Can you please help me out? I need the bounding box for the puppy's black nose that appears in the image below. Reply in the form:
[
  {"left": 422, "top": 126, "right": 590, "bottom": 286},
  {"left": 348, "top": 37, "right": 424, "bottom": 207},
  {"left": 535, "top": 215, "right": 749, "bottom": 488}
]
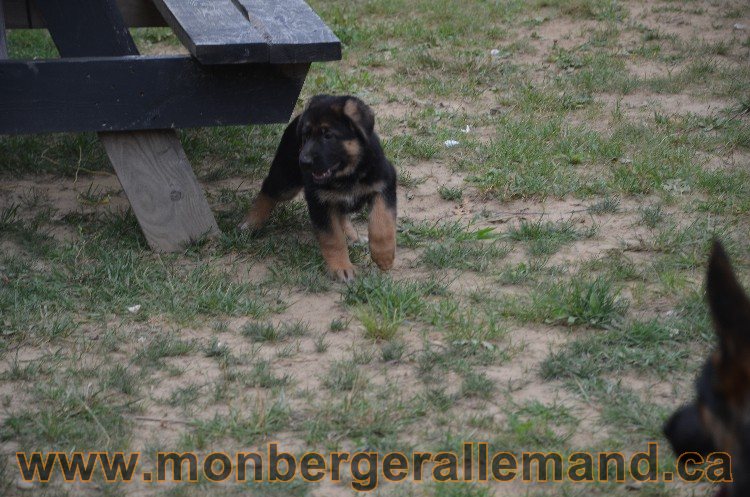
[
  {"left": 664, "top": 404, "right": 715, "bottom": 457},
  {"left": 299, "top": 154, "right": 313, "bottom": 168}
]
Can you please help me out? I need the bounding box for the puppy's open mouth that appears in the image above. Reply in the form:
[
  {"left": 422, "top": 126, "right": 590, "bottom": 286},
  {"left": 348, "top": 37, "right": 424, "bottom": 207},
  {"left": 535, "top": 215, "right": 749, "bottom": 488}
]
[{"left": 311, "top": 164, "right": 338, "bottom": 183}]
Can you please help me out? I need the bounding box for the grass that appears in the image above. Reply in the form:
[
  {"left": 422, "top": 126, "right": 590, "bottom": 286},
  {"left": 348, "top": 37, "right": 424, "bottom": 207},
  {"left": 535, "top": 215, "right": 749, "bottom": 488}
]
[
  {"left": 1, "top": 0, "right": 749, "bottom": 495},
  {"left": 541, "top": 319, "right": 696, "bottom": 380},
  {"left": 184, "top": 398, "right": 291, "bottom": 449},
  {"left": 241, "top": 321, "right": 309, "bottom": 342},
  {"left": 134, "top": 334, "right": 196, "bottom": 368},
  {"left": 421, "top": 240, "right": 510, "bottom": 271},
  {"left": 438, "top": 185, "right": 464, "bottom": 201},
  {"left": 249, "top": 360, "right": 291, "bottom": 389},
  {"left": 460, "top": 371, "right": 495, "bottom": 399},
  {"left": 398, "top": 219, "right": 498, "bottom": 249},
  {"left": 507, "top": 218, "right": 597, "bottom": 256},
  {"left": 344, "top": 273, "right": 447, "bottom": 337},
  {"left": 323, "top": 360, "right": 366, "bottom": 392},
  {"left": 501, "top": 275, "right": 628, "bottom": 328}
]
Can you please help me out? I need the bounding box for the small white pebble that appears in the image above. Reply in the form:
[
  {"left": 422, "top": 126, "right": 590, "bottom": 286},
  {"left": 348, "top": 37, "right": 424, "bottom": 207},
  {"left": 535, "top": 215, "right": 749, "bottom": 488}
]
[
  {"left": 733, "top": 23, "right": 747, "bottom": 30},
  {"left": 16, "top": 478, "right": 35, "bottom": 490},
  {"left": 444, "top": 140, "right": 460, "bottom": 147},
  {"left": 127, "top": 304, "right": 141, "bottom": 313},
  {"left": 490, "top": 49, "right": 500, "bottom": 56},
  {"left": 461, "top": 125, "right": 471, "bottom": 133}
]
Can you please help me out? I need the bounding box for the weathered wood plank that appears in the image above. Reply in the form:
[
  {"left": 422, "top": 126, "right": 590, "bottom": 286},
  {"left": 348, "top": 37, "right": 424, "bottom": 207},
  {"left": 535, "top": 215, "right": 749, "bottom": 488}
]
[
  {"left": 3, "top": 0, "right": 165, "bottom": 29},
  {"left": 101, "top": 130, "right": 218, "bottom": 251},
  {"left": 0, "top": 0, "right": 7, "bottom": 58},
  {"left": 234, "top": 0, "right": 340, "bottom": 63},
  {"left": 150, "top": 0, "right": 339, "bottom": 64},
  {"left": 4, "top": 0, "right": 340, "bottom": 63},
  {"left": 32, "top": 0, "right": 219, "bottom": 252},
  {"left": 0, "top": 56, "right": 308, "bottom": 134},
  {"left": 150, "top": 0, "right": 268, "bottom": 64}
]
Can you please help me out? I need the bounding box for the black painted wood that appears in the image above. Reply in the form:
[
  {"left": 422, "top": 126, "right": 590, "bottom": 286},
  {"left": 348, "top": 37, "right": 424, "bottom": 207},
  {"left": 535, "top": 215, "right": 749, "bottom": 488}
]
[
  {"left": 151, "top": 0, "right": 340, "bottom": 64},
  {"left": 3, "top": 0, "right": 44, "bottom": 28},
  {"left": 235, "top": 0, "right": 340, "bottom": 63},
  {"left": 151, "top": 0, "right": 268, "bottom": 64},
  {"left": 0, "top": 0, "right": 7, "bottom": 58},
  {"left": 3, "top": 0, "right": 165, "bottom": 29},
  {"left": 33, "top": 0, "right": 139, "bottom": 56},
  {"left": 0, "top": 56, "right": 309, "bottom": 134}
]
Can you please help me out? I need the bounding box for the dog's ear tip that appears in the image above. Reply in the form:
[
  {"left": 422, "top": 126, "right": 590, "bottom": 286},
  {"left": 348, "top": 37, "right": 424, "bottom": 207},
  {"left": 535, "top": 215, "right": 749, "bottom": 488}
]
[
  {"left": 706, "top": 239, "right": 750, "bottom": 348},
  {"left": 710, "top": 239, "right": 728, "bottom": 263},
  {"left": 707, "top": 239, "right": 735, "bottom": 290},
  {"left": 342, "top": 96, "right": 375, "bottom": 137}
]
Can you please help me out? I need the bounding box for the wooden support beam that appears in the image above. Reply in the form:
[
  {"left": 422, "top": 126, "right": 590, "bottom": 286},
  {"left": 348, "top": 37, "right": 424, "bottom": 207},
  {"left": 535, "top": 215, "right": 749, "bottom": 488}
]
[
  {"left": 3, "top": 0, "right": 165, "bottom": 29},
  {"left": 0, "top": 56, "right": 308, "bottom": 134},
  {"left": 32, "top": 0, "right": 220, "bottom": 252},
  {"left": 0, "top": 0, "right": 7, "bottom": 58},
  {"left": 32, "top": 0, "right": 139, "bottom": 56}
]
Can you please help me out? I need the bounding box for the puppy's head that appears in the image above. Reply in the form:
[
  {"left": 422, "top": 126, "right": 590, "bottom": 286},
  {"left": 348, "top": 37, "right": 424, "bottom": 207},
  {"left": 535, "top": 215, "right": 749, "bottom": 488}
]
[
  {"left": 296, "top": 95, "right": 375, "bottom": 185},
  {"left": 664, "top": 241, "right": 750, "bottom": 496}
]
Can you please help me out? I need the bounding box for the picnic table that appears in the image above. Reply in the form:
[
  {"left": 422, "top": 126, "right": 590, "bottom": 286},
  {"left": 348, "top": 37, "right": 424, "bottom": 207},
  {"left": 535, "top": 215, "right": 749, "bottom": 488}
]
[{"left": 0, "top": 0, "right": 340, "bottom": 251}]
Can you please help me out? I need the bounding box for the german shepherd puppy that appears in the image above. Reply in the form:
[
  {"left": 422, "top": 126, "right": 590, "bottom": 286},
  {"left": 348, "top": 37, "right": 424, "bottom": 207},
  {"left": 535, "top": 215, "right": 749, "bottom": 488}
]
[
  {"left": 664, "top": 241, "right": 749, "bottom": 496},
  {"left": 239, "top": 95, "right": 397, "bottom": 282}
]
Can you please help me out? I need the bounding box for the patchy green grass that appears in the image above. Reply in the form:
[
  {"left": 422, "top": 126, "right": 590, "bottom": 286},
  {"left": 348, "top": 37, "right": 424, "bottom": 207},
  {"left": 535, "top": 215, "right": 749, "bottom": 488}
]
[{"left": 507, "top": 218, "right": 597, "bottom": 256}]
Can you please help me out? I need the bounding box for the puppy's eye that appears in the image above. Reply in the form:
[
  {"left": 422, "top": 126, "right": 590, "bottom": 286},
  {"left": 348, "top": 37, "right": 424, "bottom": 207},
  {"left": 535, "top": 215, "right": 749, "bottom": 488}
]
[{"left": 323, "top": 130, "right": 334, "bottom": 140}]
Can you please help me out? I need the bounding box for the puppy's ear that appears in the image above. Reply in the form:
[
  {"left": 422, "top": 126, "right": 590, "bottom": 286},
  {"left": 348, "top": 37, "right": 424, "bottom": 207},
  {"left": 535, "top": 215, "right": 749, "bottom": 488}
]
[
  {"left": 342, "top": 97, "right": 375, "bottom": 141},
  {"left": 292, "top": 113, "right": 305, "bottom": 141},
  {"left": 706, "top": 240, "right": 750, "bottom": 393},
  {"left": 304, "top": 94, "right": 331, "bottom": 112}
]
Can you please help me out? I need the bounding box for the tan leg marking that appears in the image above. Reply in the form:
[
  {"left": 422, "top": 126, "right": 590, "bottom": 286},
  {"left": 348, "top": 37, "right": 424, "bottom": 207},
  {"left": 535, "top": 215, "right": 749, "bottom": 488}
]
[
  {"left": 239, "top": 192, "right": 278, "bottom": 231},
  {"left": 368, "top": 195, "right": 396, "bottom": 271},
  {"left": 317, "top": 214, "right": 355, "bottom": 282},
  {"left": 238, "top": 188, "right": 300, "bottom": 231},
  {"left": 340, "top": 215, "right": 361, "bottom": 243}
]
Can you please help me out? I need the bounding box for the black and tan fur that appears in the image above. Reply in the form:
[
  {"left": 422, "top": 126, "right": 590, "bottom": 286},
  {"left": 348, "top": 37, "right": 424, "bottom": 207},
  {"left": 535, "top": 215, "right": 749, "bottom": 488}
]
[
  {"left": 664, "top": 241, "right": 750, "bottom": 497},
  {"left": 239, "top": 95, "right": 397, "bottom": 281}
]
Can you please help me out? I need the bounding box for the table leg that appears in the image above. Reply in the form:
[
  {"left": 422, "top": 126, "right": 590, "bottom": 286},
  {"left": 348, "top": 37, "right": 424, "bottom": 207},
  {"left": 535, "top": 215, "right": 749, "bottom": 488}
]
[
  {"left": 100, "top": 131, "right": 219, "bottom": 251},
  {"left": 34, "top": 0, "right": 220, "bottom": 251}
]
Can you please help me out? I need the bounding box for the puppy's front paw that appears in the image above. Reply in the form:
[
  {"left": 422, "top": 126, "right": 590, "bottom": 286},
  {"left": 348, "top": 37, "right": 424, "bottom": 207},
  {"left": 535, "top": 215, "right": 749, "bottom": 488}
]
[
  {"left": 329, "top": 264, "right": 356, "bottom": 283},
  {"left": 237, "top": 219, "right": 254, "bottom": 232},
  {"left": 367, "top": 195, "right": 397, "bottom": 272},
  {"left": 371, "top": 247, "right": 395, "bottom": 271}
]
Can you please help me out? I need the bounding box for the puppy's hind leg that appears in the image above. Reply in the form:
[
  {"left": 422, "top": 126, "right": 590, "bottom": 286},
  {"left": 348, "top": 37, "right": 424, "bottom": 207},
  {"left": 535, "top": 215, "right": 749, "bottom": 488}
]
[
  {"left": 239, "top": 116, "right": 303, "bottom": 231},
  {"left": 239, "top": 187, "right": 300, "bottom": 232}
]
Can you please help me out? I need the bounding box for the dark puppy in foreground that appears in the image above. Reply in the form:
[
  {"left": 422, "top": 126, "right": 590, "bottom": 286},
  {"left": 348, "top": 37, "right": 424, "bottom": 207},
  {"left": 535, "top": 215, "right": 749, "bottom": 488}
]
[
  {"left": 239, "top": 95, "right": 397, "bottom": 281},
  {"left": 664, "top": 241, "right": 749, "bottom": 497}
]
